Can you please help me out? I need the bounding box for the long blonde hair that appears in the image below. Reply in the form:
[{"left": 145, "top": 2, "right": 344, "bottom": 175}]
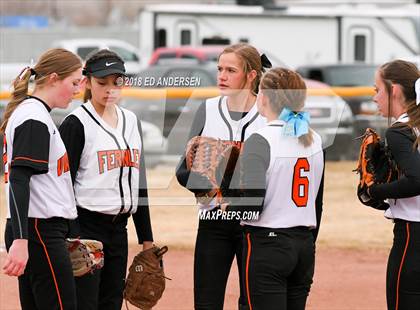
[{"left": 0, "top": 48, "right": 82, "bottom": 133}]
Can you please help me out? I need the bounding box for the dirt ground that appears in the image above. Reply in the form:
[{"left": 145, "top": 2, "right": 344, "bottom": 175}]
[{"left": 0, "top": 161, "right": 394, "bottom": 309}]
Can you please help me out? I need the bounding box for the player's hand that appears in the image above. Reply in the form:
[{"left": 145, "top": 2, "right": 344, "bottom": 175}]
[
  {"left": 142, "top": 241, "right": 154, "bottom": 251},
  {"left": 3, "top": 239, "right": 28, "bottom": 277}
]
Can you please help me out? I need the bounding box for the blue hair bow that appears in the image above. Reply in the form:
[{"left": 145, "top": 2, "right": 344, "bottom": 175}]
[{"left": 279, "top": 107, "right": 310, "bottom": 137}]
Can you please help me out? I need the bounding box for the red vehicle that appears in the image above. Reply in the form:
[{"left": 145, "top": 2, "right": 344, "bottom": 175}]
[{"left": 148, "top": 46, "right": 225, "bottom": 65}]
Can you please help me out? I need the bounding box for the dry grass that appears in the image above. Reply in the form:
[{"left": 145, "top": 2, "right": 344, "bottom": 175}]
[
  {"left": 0, "top": 161, "right": 393, "bottom": 250},
  {"left": 317, "top": 161, "right": 393, "bottom": 249}
]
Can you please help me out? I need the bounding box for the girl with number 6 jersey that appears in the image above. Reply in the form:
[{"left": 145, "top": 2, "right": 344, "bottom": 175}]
[{"left": 226, "top": 68, "right": 325, "bottom": 310}]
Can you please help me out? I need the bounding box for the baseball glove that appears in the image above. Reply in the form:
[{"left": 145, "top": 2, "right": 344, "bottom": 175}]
[
  {"left": 66, "top": 238, "right": 104, "bottom": 277},
  {"left": 185, "top": 136, "right": 242, "bottom": 204},
  {"left": 124, "top": 245, "right": 169, "bottom": 310},
  {"left": 354, "top": 128, "right": 398, "bottom": 209}
]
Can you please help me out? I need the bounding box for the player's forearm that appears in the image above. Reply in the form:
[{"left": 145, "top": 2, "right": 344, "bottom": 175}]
[
  {"left": 175, "top": 101, "right": 206, "bottom": 188},
  {"left": 313, "top": 160, "right": 325, "bottom": 242},
  {"left": 132, "top": 206, "right": 153, "bottom": 244},
  {"left": 371, "top": 128, "right": 420, "bottom": 199},
  {"left": 370, "top": 177, "right": 420, "bottom": 200},
  {"left": 8, "top": 166, "right": 34, "bottom": 240},
  {"left": 175, "top": 157, "right": 190, "bottom": 188},
  {"left": 134, "top": 152, "right": 154, "bottom": 244}
]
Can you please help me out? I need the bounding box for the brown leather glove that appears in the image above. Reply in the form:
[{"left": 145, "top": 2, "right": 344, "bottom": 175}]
[
  {"left": 185, "top": 136, "right": 242, "bottom": 204},
  {"left": 355, "top": 128, "right": 398, "bottom": 209},
  {"left": 66, "top": 238, "right": 104, "bottom": 277},
  {"left": 124, "top": 245, "right": 169, "bottom": 310}
]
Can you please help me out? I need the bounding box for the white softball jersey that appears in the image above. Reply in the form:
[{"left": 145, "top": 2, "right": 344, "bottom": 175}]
[
  {"left": 242, "top": 120, "right": 324, "bottom": 228},
  {"left": 4, "top": 96, "right": 77, "bottom": 219},
  {"left": 199, "top": 96, "right": 267, "bottom": 211},
  {"left": 68, "top": 101, "right": 142, "bottom": 215}
]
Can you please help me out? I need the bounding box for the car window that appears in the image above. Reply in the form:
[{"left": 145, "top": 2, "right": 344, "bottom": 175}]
[
  {"left": 206, "top": 53, "right": 220, "bottom": 62},
  {"left": 308, "top": 70, "right": 324, "bottom": 82},
  {"left": 137, "top": 67, "right": 168, "bottom": 88},
  {"left": 156, "top": 52, "right": 177, "bottom": 64},
  {"left": 165, "top": 69, "right": 190, "bottom": 78},
  {"left": 109, "top": 46, "right": 139, "bottom": 62},
  {"left": 164, "top": 68, "right": 192, "bottom": 87},
  {"left": 77, "top": 47, "right": 99, "bottom": 60},
  {"left": 180, "top": 53, "right": 198, "bottom": 60},
  {"left": 325, "top": 66, "right": 376, "bottom": 87},
  {"left": 190, "top": 69, "right": 216, "bottom": 87}
]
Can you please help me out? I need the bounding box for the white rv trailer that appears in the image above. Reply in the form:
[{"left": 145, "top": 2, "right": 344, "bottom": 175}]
[{"left": 138, "top": 3, "right": 420, "bottom": 68}]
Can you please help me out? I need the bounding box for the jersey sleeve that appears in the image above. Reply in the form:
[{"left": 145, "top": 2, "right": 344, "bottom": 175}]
[
  {"left": 11, "top": 119, "right": 50, "bottom": 173},
  {"left": 226, "top": 133, "right": 270, "bottom": 214},
  {"left": 59, "top": 115, "right": 85, "bottom": 184}
]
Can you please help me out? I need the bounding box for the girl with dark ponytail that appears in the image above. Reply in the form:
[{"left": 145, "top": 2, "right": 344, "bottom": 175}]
[{"left": 366, "top": 59, "right": 420, "bottom": 310}]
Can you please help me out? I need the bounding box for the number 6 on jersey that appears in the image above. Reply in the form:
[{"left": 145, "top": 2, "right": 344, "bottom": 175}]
[{"left": 292, "top": 158, "right": 310, "bottom": 207}]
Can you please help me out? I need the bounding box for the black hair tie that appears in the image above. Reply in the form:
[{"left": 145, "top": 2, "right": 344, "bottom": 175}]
[
  {"left": 30, "top": 68, "right": 37, "bottom": 77},
  {"left": 260, "top": 54, "right": 272, "bottom": 69}
]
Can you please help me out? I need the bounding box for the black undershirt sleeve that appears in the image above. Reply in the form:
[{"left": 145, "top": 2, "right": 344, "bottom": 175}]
[
  {"left": 312, "top": 151, "right": 326, "bottom": 242},
  {"left": 370, "top": 126, "right": 420, "bottom": 200},
  {"left": 227, "top": 133, "right": 269, "bottom": 214},
  {"left": 59, "top": 115, "right": 86, "bottom": 238},
  {"left": 59, "top": 115, "right": 85, "bottom": 184},
  {"left": 175, "top": 101, "right": 213, "bottom": 193},
  {"left": 132, "top": 119, "right": 154, "bottom": 244},
  {"left": 8, "top": 166, "right": 34, "bottom": 240},
  {"left": 9, "top": 119, "right": 50, "bottom": 240}
]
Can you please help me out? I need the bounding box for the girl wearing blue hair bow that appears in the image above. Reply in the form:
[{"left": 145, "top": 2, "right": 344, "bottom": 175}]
[{"left": 225, "top": 68, "right": 325, "bottom": 310}]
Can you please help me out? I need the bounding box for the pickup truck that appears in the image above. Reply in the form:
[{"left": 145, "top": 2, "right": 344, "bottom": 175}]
[
  {"left": 52, "top": 38, "right": 144, "bottom": 76},
  {"left": 297, "top": 64, "right": 387, "bottom": 158}
]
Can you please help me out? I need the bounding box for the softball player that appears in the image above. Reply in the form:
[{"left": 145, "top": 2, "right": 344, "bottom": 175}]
[
  {"left": 176, "top": 43, "right": 271, "bottom": 310},
  {"left": 1, "top": 48, "right": 82, "bottom": 309},
  {"left": 228, "top": 68, "right": 325, "bottom": 310},
  {"left": 59, "top": 49, "right": 153, "bottom": 310},
  {"left": 367, "top": 60, "right": 420, "bottom": 310}
]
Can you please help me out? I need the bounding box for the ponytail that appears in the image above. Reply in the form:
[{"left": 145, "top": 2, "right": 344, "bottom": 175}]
[
  {"left": 299, "top": 130, "right": 314, "bottom": 148},
  {"left": 0, "top": 48, "right": 81, "bottom": 134},
  {"left": 0, "top": 68, "right": 33, "bottom": 134},
  {"left": 260, "top": 68, "right": 313, "bottom": 147}
]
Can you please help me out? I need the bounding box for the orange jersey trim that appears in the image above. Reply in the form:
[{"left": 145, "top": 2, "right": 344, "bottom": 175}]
[
  {"left": 12, "top": 157, "right": 48, "bottom": 164},
  {"left": 246, "top": 233, "right": 253, "bottom": 310},
  {"left": 395, "top": 223, "right": 410, "bottom": 310}
]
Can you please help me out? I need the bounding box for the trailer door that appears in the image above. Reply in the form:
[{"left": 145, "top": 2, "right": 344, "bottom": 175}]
[
  {"left": 348, "top": 26, "right": 373, "bottom": 63},
  {"left": 175, "top": 21, "right": 198, "bottom": 46}
]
